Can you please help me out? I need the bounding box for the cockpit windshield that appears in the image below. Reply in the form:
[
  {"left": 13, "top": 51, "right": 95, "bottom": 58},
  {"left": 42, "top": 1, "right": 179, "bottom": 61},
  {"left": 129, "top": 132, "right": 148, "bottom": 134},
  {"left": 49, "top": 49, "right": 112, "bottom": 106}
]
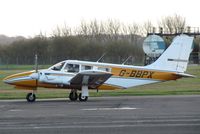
[{"left": 50, "top": 62, "right": 65, "bottom": 71}]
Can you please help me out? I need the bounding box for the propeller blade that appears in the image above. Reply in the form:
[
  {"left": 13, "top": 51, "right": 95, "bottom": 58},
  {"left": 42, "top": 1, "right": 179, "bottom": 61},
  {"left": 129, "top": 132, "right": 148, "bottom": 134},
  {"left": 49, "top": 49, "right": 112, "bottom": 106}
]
[
  {"left": 35, "top": 54, "right": 39, "bottom": 89},
  {"left": 35, "top": 54, "right": 38, "bottom": 73}
]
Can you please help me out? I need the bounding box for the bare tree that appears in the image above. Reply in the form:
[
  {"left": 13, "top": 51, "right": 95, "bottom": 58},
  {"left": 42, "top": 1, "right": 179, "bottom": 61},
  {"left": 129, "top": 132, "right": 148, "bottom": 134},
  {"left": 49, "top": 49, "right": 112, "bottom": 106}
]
[
  {"left": 127, "top": 23, "right": 140, "bottom": 43},
  {"left": 79, "top": 20, "right": 90, "bottom": 36},
  {"left": 51, "top": 26, "right": 62, "bottom": 37},
  {"left": 128, "top": 23, "right": 140, "bottom": 35},
  {"left": 89, "top": 19, "right": 100, "bottom": 36},
  {"left": 62, "top": 23, "right": 72, "bottom": 36},
  {"left": 143, "top": 21, "right": 154, "bottom": 35},
  {"left": 105, "top": 19, "right": 121, "bottom": 40},
  {"left": 158, "top": 16, "right": 174, "bottom": 33},
  {"left": 158, "top": 14, "right": 186, "bottom": 33},
  {"left": 173, "top": 14, "right": 186, "bottom": 33}
]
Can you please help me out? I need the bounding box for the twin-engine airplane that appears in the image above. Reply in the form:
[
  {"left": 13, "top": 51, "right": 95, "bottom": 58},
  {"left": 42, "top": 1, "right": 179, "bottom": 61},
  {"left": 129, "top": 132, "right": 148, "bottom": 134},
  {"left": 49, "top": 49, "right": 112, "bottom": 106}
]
[{"left": 3, "top": 34, "right": 194, "bottom": 102}]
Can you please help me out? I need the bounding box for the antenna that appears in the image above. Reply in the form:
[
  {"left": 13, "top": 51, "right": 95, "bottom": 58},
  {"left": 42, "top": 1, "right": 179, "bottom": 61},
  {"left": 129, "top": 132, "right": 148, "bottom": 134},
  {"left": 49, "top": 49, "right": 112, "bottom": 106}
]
[
  {"left": 122, "top": 56, "right": 132, "bottom": 65},
  {"left": 97, "top": 53, "right": 106, "bottom": 62}
]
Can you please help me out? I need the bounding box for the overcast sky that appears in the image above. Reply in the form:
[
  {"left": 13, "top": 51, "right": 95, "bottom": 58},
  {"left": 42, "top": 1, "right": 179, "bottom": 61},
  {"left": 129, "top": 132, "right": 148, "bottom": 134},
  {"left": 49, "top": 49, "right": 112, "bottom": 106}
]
[{"left": 0, "top": 0, "right": 199, "bottom": 37}]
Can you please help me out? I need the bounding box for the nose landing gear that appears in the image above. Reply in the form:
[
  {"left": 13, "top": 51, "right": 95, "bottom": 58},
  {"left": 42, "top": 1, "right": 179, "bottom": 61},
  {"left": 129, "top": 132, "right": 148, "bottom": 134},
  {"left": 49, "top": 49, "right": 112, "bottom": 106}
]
[{"left": 26, "top": 92, "right": 36, "bottom": 102}]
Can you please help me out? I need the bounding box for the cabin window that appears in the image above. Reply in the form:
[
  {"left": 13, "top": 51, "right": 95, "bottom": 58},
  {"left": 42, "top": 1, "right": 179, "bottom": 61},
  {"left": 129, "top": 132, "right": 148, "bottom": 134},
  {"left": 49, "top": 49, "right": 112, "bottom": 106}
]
[
  {"left": 51, "top": 62, "right": 65, "bottom": 71},
  {"left": 98, "top": 67, "right": 111, "bottom": 72},
  {"left": 81, "top": 65, "right": 92, "bottom": 71},
  {"left": 65, "top": 64, "right": 80, "bottom": 73}
]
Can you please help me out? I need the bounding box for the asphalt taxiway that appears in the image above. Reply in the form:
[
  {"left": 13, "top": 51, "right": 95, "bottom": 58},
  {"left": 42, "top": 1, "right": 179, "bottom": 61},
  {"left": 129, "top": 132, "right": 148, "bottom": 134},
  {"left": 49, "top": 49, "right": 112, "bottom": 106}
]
[{"left": 0, "top": 95, "right": 200, "bottom": 134}]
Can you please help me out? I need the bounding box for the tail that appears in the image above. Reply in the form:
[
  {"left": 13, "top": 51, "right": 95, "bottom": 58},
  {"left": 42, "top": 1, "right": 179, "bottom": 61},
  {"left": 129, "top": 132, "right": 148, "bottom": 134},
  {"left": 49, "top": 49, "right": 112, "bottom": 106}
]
[{"left": 147, "top": 34, "right": 194, "bottom": 73}]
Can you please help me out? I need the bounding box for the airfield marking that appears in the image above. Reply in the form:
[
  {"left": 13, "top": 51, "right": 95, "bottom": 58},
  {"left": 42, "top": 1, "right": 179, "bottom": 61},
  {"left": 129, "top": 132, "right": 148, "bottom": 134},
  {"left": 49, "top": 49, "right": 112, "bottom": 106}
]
[
  {"left": 9, "top": 109, "right": 23, "bottom": 112},
  {"left": 81, "top": 107, "right": 139, "bottom": 111}
]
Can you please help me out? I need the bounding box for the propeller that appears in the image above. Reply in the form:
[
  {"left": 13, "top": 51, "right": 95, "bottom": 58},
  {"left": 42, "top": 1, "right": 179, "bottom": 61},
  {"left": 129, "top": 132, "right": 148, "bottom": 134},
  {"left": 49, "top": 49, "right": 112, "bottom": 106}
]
[
  {"left": 25, "top": 54, "right": 39, "bottom": 102},
  {"left": 30, "top": 54, "right": 39, "bottom": 88},
  {"left": 35, "top": 54, "right": 38, "bottom": 89},
  {"left": 35, "top": 54, "right": 38, "bottom": 73}
]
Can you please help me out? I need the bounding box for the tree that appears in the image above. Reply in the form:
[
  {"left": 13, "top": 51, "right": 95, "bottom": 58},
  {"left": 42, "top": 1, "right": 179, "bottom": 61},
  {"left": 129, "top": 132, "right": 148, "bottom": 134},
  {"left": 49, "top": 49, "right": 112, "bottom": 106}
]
[
  {"left": 143, "top": 21, "right": 154, "bottom": 35},
  {"left": 158, "top": 14, "right": 186, "bottom": 33}
]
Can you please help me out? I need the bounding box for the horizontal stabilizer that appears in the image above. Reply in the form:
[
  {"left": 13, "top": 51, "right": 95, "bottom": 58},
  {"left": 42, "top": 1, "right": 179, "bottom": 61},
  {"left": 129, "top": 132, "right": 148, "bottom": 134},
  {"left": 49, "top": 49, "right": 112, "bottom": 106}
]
[{"left": 175, "top": 73, "right": 196, "bottom": 78}]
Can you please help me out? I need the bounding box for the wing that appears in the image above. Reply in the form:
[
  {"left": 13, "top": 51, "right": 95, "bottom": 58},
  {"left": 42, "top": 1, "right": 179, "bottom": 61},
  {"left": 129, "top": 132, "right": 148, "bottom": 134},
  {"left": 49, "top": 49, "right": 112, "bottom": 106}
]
[{"left": 70, "top": 70, "right": 112, "bottom": 89}]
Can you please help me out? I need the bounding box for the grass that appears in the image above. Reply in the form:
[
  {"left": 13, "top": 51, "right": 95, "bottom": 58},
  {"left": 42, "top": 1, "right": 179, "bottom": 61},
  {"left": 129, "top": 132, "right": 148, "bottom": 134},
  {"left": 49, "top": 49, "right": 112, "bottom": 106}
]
[{"left": 0, "top": 65, "right": 200, "bottom": 99}]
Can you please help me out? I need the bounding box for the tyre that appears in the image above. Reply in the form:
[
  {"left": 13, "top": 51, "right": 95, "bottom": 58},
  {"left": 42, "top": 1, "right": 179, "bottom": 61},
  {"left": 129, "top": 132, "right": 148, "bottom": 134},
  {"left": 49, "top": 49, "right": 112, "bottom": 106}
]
[
  {"left": 26, "top": 93, "right": 36, "bottom": 102},
  {"left": 69, "top": 92, "right": 78, "bottom": 101},
  {"left": 78, "top": 93, "right": 88, "bottom": 102}
]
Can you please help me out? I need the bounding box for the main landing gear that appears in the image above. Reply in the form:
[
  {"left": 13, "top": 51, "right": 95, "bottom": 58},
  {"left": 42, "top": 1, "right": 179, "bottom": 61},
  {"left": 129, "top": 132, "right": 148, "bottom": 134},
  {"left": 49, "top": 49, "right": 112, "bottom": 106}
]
[
  {"left": 78, "top": 93, "right": 88, "bottom": 101},
  {"left": 69, "top": 90, "right": 78, "bottom": 101},
  {"left": 69, "top": 86, "right": 89, "bottom": 102},
  {"left": 69, "top": 91, "right": 88, "bottom": 102}
]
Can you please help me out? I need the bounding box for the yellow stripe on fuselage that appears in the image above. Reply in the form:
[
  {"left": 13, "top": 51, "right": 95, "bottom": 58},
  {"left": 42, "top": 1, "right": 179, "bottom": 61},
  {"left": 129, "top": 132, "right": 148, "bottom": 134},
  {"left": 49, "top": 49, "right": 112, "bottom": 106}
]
[
  {"left": 111, "top": 67, "right": 180, "bottom": 81},
  {"left": 98, "top": 84, "right": 122, "bottom": 90},
  {"left": 4, "top": 71, "right": 34, "bottom": 80},
  {"left": 12, "top": 80, "right": 58, "bottom": 89},
  {"left": 12, "top": 80, "right": 37, "bottom": 87}
]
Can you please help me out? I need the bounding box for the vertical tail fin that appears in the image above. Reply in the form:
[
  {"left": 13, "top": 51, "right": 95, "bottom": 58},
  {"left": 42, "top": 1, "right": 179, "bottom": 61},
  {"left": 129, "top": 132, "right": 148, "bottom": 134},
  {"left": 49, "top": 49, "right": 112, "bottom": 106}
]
[{"left": 147, "top": 34, "right": 194, "bottom": 72}]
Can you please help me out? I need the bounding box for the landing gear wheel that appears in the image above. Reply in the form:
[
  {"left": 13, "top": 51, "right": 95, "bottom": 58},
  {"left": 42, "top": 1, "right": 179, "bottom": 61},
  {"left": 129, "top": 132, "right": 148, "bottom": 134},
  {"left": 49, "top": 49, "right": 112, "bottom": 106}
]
[
  {"left": 79, "top": 93, "right": 88, "bottom": 102},
  {"left": 26, "top": 93, "right": 36, "bottom": 102},
  {"left": 69, "top": 92, "right": 78, "bottom": 101}
]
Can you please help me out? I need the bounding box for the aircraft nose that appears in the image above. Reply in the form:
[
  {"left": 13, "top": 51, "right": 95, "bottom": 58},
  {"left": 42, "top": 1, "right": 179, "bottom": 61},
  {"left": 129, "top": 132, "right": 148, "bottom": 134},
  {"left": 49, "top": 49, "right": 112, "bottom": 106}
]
[
  {"left": 3, "top": 73, "right": 24, "bottom": 84},
  {"left": 3, "top": 76, "right": 13, "bottom": 84},
  {"left": 3, "top": 71, "right": 36, "bottom": 85}
]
